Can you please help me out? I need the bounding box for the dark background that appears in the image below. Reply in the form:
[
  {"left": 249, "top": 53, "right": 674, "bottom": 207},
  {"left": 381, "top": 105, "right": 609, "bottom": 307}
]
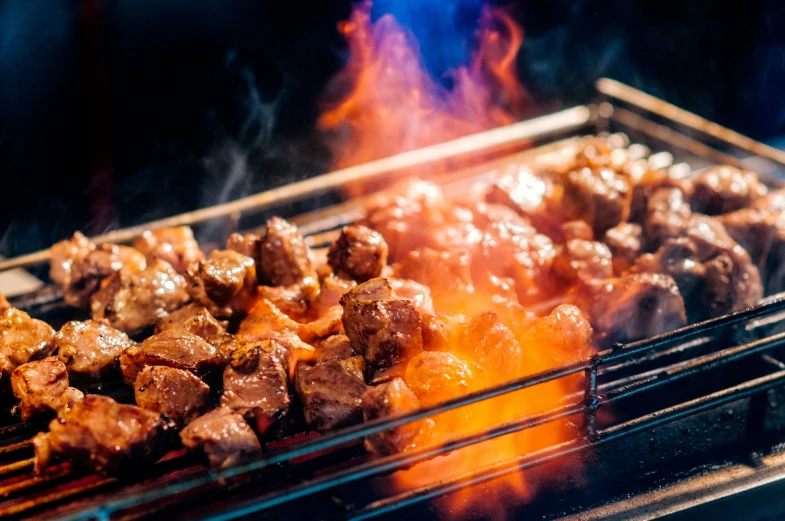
[{"left": 1, "top": 0, "right": 783, "bottom": 257}]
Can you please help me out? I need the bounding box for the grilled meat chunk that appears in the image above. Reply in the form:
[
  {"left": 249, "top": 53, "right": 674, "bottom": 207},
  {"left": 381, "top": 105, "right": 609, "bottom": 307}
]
[
  {"left": 91, "top": 259, "right": 190, "bottom": 333},
  {"left": 685, "top": 215, "right": 739, "bottom": 261},
  {"left": 154, "top": 303, "right": 238, "bottom": 359},
  {"left": 718, "top": 208, "right": 785, "bottom": 293},
  {"left": 363, "top": 378, "right": 434, "bottom": 455},
  {"left": 703, "top": 249, "right": 763, "bottom": 318},
  {"left": 226, "top": 232, "right": 261, "bottom": 260},
  {"left": 186, "top": 250, "right": 257, "bottom": 318},
  {"left": 180, "top": 406, "right": 261, "bottom": 469},
  {"left": 328, "top": 225, "right": 388, "bottom": 282},
  {"left": 562, "top": 167, "right": 632, "bottom": 237},
  {"left": 456, "top": 311, "right": 524, "bottom": 385},
  {"left": 519, "top": 304, "right": 594, "bottom": 373},
  {"left": 751, "top": 188, "right": 785, "bottom": 212},
  {"left": 221, "top": 340, "right": 291, "bottom": 435},
  {"left": 691, "top": 165, "right": 766, "bottom": 215},
  {"left": 134, "top": 366, "right": 210, "bottom": 427},
  {"left": 341, "top": 278, "right": 423, "bottom": 369},
  {"left": 630, "top": 168, "right": 694, "bottom": 224},
  {"left": 0, "top": 307, "right": 55, "bottom": 377},
  {"left": 33, "top": 395, "right": 171, "bottom": 475},
  {"left": 404, "top": 351, "right": 474, "bottom": 406},
  {"left": 295, "top": 356, "right": 367, "bottom": 431},
  {"left": 395, "top": 248, "right": 473, "bottom": 310},
  {"left": 258, "top": 217, "right": 318, "bottom": 287},
  {"left": 579, "top": 273, "right": 687, "bottom": 345},
  {"left": 603, "top": 222, "right": 643, "bottom": 274},
  {"left": 133, "top": 226, "right": 203, "bottom": 273},
  {"left": 312, "top": 274, "right": 357, "bottom": 317},
  {"left": 314, "top": 334, "right": 356, "bottom": 362},
  {"left": 120, "top": 329, "right": 224, "bottom": 384},
  {"left": 485, "top": 165, "right": 563, "bottom": 238},
  {"left": 50, "top": 232, "right": 147, "bottom": 309},
  {"left": 472, "top": 221, "right": 557, "bottom": 305},
  {"left": 561, "top": 220, "right": 594, "bottom": 242},
  {"left": 11, "top": 357, "right": 83, "bottom": 421},
  {"left": 644, "top": 188, "right": 692, "bottom": 250},
  {"left": 53, "top": 320, "right": 134, "bottom": 381},
  {"left": 552, "top": 240, "right": 613, "bottom": 285},
  {"left": 258, "top": 283, "right": 314, "bottom": 321}
]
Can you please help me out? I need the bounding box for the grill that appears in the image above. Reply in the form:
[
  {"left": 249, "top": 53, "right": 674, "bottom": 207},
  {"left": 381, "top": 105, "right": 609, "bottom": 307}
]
[{"left": 2, "top": 79, "right": 785, "bottom": 521}]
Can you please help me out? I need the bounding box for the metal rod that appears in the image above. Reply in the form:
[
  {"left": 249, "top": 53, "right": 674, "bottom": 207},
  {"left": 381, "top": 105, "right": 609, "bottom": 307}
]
[{"left": 0, "top": 106, "right": 592, "bottom": 273}]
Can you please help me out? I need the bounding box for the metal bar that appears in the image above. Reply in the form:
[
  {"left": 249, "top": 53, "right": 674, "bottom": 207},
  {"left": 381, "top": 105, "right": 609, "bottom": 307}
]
[
  {"left": 582, "top": 358, "right": 599, "bottom": 442},
  {"left": 0, "top": 477, "right": 115, "bottom": 519},
  {"left": 596, "top": 78, "right": 785, "bottom": 165},
  {"left": 0, "top": 106, "right": 592, "bottom": 273},
  {"left": 347, "top": 370, "right": 785, "bottom": 521}
]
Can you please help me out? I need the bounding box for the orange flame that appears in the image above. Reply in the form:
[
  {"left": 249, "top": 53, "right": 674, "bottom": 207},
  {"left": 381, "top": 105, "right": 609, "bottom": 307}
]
[{"left": 318, "top": 1, "right": 529, "bottom": 169}]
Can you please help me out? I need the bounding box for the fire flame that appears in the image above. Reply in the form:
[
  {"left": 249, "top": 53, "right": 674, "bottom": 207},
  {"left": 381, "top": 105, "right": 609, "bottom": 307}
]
[
  {"left": 317, "top": 4, "right": 582, "bottom": 519},
  {"left": 317, "top": 1, "right": 529, "bottom": 170}
]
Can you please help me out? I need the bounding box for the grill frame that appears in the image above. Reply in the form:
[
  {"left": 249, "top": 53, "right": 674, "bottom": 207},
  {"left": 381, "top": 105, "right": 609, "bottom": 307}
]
[{"left": 2, "top": 79, "right": 785, "bottom": 520}]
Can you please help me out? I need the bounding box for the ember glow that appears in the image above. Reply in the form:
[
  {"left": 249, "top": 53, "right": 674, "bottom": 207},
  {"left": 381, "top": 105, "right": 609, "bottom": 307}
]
[{"left": 317, "top": 1, "right": 529, "bottom": 169}]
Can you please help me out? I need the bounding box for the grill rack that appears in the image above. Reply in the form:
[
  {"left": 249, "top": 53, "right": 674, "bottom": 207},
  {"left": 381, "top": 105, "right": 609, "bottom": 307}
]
[{"left": 1, "top": 79, "right": 785, "bottom": 520}]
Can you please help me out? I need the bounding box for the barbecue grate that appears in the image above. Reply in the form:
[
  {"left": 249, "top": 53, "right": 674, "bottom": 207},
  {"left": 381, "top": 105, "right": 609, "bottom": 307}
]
[{"left": 1, "top": 79, "right": 785, "bottom": 521}]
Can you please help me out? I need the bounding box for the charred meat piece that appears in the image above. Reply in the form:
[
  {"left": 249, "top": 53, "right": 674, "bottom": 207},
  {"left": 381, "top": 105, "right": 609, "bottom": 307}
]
[
  {"left": 133, "top": 226, "right": 203, "bottom": 273},
  {"left": 295, "top": 356, "right": 368, "bottom": 431},
  {"left": 314, "top": 334, "right": 356, "bottom": 362},
  {"left": 226, "top": 232, "right": 260, "bottom": 261},
  {"left": 691, "top": 165, "right": 766, "bottom": 215},
  {"left": 236, "top": 298, "right": 315, "bottom": 345},
  {"left": 629, "top": 168, "right": 694, "bottom": 224},
  {"left": 91, "top": 259, "right": 190, "bottom": 333},
  {"left": 685, "top": 215, "right": 739, "bottom": 261},
  {"left": 221, "top": 340, "right": 291, "bottom": 435},
  {"left": 154, "top": 303, "right": 238, "bottom": 359},
  {"left": 258, "top": 217, "right": 318, "bottom": 287},
  {"left": 644, "top": 188, "right": 692, "bottom": 250},
  {"left": 486, "top": 165, "right": 563, "bottom": 238},
  {"left": 0, "top": 307, "right": 55, "bottom": 376},
  {"left": 703, "top": 249, "right": 763, "bottom": 318},
  {"left": 258, "top": 283, "right": 312, "bottom": 321},
  {"left": 632, "top": 238, "right": 706, "bottom": 320},
  {"left": 404, "top": 351, "right": 474, "bottom": 406},
  {"left": 328, "top": 225, "right": 388, "bottom": 282},
  {"left": 603, "top": 222, "right": 643, "bottom": 274},
  {"left": 134, "top": 366, "right": 210, "bottom": 427},
  {"left": 561, "top": 220, "right": 594, "bottom": 242},
  {"left": 186, "top": 250, "right": 257, "bottom": 318},
  {"left": 33, "top": 395, "right": 171, "bottom": 475},
  {"left": 552, "top": 240, "right": 613, "bottom": 285},
  {"left": 51, "top": 232, "right": 147, "bottom": 309},
  {"left": 363, "top": 378, "right": 434, "bottom": 455},
  {"left": 11, "top": 357, "right": 83, "bottom": 421},
  {"left": 718, "top": 208, "right": 785, "bottom": 293},
  {"left": 120, "top": 329, "right": 224, "bottom": 384},
  {"left": 562, "top": 167, "right": 632, "bottom": 237},
  {"left": 519, "top": 304, "right": 594, "bottom": 372},
  {"left": 180, "top": 406, "right": 261, "bottom": 469},
  {"left": 54, "top": 320, "right": 134, "bottom": 381},
  {"left": 579, "top": 273, "right": 687, "bottom": 345},
  {"left": 341, "top": 278, "right": 423, "bottom": 369}
]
